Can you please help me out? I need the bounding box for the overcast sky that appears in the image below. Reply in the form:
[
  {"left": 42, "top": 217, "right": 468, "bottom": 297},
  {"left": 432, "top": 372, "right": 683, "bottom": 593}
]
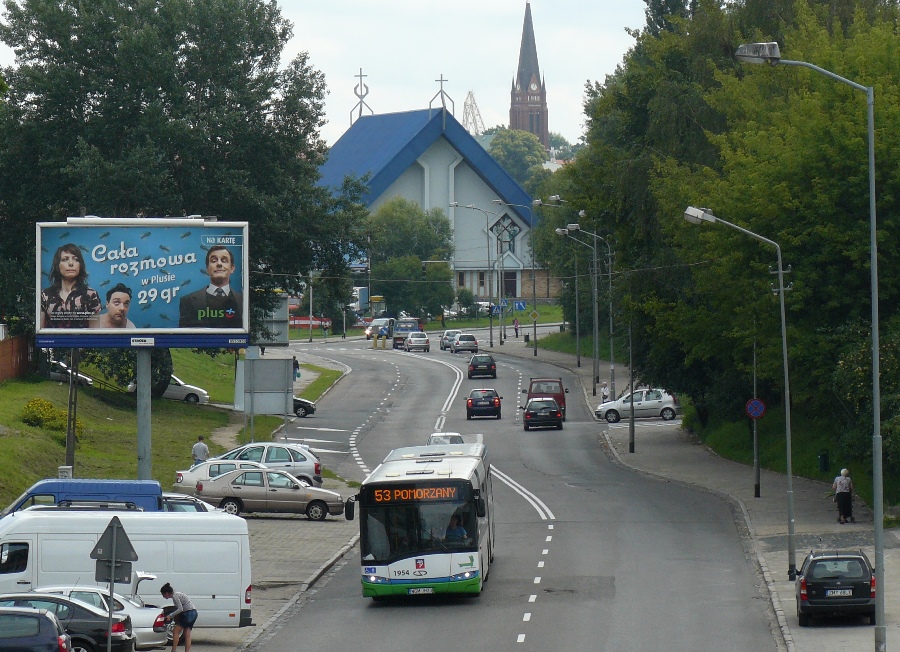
[{"left": 0, "top": 1, "right": 648, "bottom": 146}]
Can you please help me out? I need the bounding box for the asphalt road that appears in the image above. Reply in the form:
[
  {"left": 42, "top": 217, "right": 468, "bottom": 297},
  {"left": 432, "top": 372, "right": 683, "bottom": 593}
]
[{"left": 232, "top": 338, "right": 779, "bottom": 652}]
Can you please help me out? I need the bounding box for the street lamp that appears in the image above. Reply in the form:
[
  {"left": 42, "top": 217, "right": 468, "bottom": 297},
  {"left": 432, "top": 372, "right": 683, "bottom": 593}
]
[
  {"left": 450, "top": 202, "right": 495, "bottom": 347},
  {"left": 735, "top": 43, "right": 883, "bottom": 645},
  {"left": 556, "top": 227, "right": 599, "bottom": 397},
  {"left": 568, "top": 216, "right": 616, "bottom": 398},
  {"left": 684, "top": 206, "right": 797, "bottom": 581},
  {"left": 495, "top": 199, "right": 539, "bottom": 356}
]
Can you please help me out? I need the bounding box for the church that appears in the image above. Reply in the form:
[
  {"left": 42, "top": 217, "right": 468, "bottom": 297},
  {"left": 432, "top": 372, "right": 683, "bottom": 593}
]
[{"left": 317, "top": 3, "right": 558, "bottom": 308}]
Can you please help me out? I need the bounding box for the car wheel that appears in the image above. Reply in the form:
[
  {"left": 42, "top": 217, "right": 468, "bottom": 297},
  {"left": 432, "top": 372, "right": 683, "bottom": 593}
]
[
  {"left": 557, "top": 422, "right": 563, "bottom": 430},
  {"left": 70, "top": 641, "right": 97, "bottom": 652},
  {"left": 221, "top": 499, "right": 242, "bottom": 515},
  {"left": 184, "top": 393, "right": 200, "bottom": 404},
  {"left": 466, "top": 412, "right": 472, "bottom": 420},
  {"left": 296, "top": 477, "right": 312, "bottom": 487},
  {"left": 295, "top": 405, "right": 308, "bottom": 418},
  {"left": 425, "top": 347, "right": 430, "bottom": 352},
  {"left": 496, "top": 411, "right": 501, "bottom": 420},
  {"left": 605, "top": 410, "right": 621, "bottom": 423},
  {"left": 870, "top": 612, "right": 877, "bottom": 625},
  {"left": 467, "top": 373, "right": 472, "bottom": 379},
  {"left": 306, "top": 500, "right": 328, "bottom": 521},
  {"left": 524, "top": 424, "right": 529, "bottom": 431},
  {"left": 661, "top": 407, "right": 676, "bottom": 420},
  {"left": 797, "top": 609, "right": 811, "bottom": 627},
  {"left": 492, "top": 373, "right": 497, "bottom": 379}
]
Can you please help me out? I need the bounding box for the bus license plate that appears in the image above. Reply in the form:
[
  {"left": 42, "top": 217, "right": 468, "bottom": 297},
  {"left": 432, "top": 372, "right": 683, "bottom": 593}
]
[
  {"left": 408, "top": 588, "right": 434, "bottom": 595},
  {"left": 826, "top": 589, "right": 853, "bottom": 597}
]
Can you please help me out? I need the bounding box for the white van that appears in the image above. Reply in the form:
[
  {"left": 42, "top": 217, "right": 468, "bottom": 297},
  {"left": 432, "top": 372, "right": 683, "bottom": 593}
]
[{"left": 0, "top": 510, "right": 251, "bottom": 629}]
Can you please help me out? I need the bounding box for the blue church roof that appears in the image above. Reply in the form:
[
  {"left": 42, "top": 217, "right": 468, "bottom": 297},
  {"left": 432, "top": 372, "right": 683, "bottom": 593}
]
[{"left": 318, "top": 108, "right": 535, "bottom": 226}]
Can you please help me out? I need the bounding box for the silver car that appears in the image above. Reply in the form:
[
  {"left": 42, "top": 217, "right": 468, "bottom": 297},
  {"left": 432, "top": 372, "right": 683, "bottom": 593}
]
[
  {"left": 450, "top": 332, "right": 478, "bottom": 353},
  {"left": 211, "top": 442, "right": 322, "bottom": 487},
  {"left": 127, "top": 374, "right": 209, "bottom": 404},
  {"left": 48, "top": 360, "right": 93, "bottom": 386},
  {"left": 172, "top": 459, "right": 268, "bottom": 494},
  {"left": 440, "top": 329, "right": 462, "bottom": 350},
  {"left": 33, "top": 585, "right": 166, "bottom": 650},
  {"left": 194, "top": 468, "right": 344, "bottom": 520},
  {"left": 595, "top": 388, "right": 681, "bottom": 423},
  {"left": 404, "top": 331, "right": 430, "bottom": 352}
]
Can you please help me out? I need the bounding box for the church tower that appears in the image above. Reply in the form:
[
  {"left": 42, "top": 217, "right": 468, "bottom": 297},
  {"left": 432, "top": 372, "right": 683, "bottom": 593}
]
[{"left": 509, "top": 2, "right": 549, "bottom": 149}]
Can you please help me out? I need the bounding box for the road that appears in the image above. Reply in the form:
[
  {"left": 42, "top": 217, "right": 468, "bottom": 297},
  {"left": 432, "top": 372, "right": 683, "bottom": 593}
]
[{"left": 231, "top": 337, "right": 780, "bottom": 652}]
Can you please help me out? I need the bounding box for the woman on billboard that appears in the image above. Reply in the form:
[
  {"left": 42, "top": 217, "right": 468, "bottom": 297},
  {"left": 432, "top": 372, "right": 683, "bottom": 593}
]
[{"left": 40, "top": 243, "right": 102, "bottom": 328}]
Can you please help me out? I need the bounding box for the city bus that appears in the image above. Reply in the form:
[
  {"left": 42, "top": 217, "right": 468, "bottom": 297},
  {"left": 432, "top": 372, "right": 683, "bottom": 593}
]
[{"left": 345, "top": 443, "right": 494, "bottom": 599}]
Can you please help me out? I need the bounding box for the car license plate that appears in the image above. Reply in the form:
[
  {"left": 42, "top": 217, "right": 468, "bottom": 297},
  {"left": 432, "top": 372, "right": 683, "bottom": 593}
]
[
  {"left": 408, "top": 587, "right": 434, "bottom": 595},
  {"left": 476, "top": 400, "right": 489, "bottom": 406},
  {"left": 826, "top": 589, "right": 853, "bottom": 597}
]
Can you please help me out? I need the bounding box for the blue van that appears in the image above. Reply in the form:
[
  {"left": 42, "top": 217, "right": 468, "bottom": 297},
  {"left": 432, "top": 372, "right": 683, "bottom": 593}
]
[{"left": 0, "top": 479, "right": 163, "bottom": 517}]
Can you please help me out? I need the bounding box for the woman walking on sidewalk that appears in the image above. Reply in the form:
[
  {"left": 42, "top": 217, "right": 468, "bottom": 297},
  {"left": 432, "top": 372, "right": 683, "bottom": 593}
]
[{"left": 833, "top": 468, "right": 855, "bottom": 524}]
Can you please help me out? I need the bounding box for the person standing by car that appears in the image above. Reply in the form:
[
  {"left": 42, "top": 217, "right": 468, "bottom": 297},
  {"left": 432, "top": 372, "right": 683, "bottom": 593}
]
[
  {"left": 833, "top": 468, "right": 855, "bottom": 524},
  {"left": 292, "top": 356, "right": 300, "bottom": 381},
  {"left": 191, "top": 435, "right": 209, "bottom": 467},
  {"left": 601, "top": 382, "right": 610, "bottom": 402},
  {"left": 161, "top": 582, "right": 198, "bottom": 652}
]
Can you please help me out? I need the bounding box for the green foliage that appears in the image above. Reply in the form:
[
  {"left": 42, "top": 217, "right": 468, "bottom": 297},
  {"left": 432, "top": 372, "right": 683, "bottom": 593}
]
[
  {"left": 368, "top": 197, "right": 454, "bottom": 263},
  {"left": 371, "top": 256, "right": 454, "bottom": 319},
  {"left": 0, "top": 0, "right": 367, "bottom": 341},
  {"left": 456, "top": 287, "right": 476, "bottom": 317},
  {"left": 21, "top": 397, "right": 83, "bottom": 439},
  {"left": 488, "top": 128, "right": 548, "bottom": 184}
]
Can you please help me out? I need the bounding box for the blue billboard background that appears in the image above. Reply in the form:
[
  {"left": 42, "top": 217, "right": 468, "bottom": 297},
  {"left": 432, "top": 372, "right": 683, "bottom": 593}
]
[{"left": 36, "top": 219, "right": 249, "bottom": 349}]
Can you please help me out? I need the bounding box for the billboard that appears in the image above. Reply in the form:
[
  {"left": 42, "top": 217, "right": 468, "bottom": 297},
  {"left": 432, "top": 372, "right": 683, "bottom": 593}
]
[{"left": 36, "top": 218, "right": 250, "bottom": 349}]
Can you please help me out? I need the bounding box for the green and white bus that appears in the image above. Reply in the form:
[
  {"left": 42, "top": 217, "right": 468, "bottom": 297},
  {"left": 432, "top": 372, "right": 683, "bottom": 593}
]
[{"left": 346, "top": 443, "right": 494, "bottom": 598}]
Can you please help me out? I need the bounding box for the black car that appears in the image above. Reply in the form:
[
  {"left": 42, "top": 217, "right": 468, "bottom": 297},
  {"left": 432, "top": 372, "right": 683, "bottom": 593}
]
[
  {"left": 795, "top": 550, "right": 876, "bottom": 626},
  {"left": 467, "top": 354, "right": 497, "bottom": 379},
  {"left": 520, "top": 398, "right": 563, "bottom": 431},
  {"left": 0, "top": 593, "right": 135, "bottom": 652},
  {"left": 293, "top": 396, "right": 316, "bottom": 417},
  {"left": 466, "top": 388, "right": 502, "bottom": 419},
  {"left": 0, "top": 606, "right": 72, "bottom": 651}
]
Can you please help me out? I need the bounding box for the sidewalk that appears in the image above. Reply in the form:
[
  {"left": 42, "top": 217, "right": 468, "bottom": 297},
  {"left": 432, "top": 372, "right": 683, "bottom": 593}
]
[{"left": 492, "top": 336, "right": 892, "bottom": 652}]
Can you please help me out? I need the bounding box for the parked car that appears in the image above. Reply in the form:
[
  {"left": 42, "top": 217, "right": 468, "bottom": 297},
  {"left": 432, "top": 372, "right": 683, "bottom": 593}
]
[
  {"left": 440, "top": 329, "right": 462, "bottom": 350},
  {"left": 595, "top": 388, "right": 681, "bottom": 423},
  {"left": 404, "top": 331, "right": 430, "bottom": 352},
  {"left": 127, "top": 375, "right": 209, "bottom": 404},
  {"left": 451, "top": 333, "right": 478, "bottom": 354},
  {"left": 0, "top": 606, "right": 71, "bottom": 652},
  {"left": 467, "top": 353, "right": 497, "bottom": 379},
  {"left": 466, "top": 388, "right": 502, "bottom": 420},
  {"left": 0, "top": 593, "right": 135, "bottom": 652},
  {"left": 161, "top": 492, "right": 217, "bottom": 512},
  {"left": 522, "top": 377, "right": 569, "bottom": 420},
  {"left": 426, "top": 433, "right": 466, "bottom": 445},
  {"left": 48, "top": 360, "right": 93, "bottom": 387},
  {"left": 795, "top": 550, "right": 876, "bottom": 626},
  {"left": 172, "top": 459, "right": 268, "bottom": 494},
  {"left": 293, "top": 396, "right": 316, "bottom": 417},
  {"left": 520, "top": 398, "right": 564, "bottom": 431},
  {"left": 33, "top": 586, "right": 166, "bottom": 649},
  {"left": 194, "top": 468, "right": 343, "bottom": 520},
  {"left": 211, "top": 442, "right": 322, "bottom": 487}
]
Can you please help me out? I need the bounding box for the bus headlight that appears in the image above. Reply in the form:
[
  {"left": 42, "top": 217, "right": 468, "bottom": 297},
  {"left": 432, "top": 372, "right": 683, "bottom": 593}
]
[
  {"left": 449, "top": 570, "right": 479, "bottom": 582},
  {"left": 364, "top": 574, "right": 390, "bottom": 584}
]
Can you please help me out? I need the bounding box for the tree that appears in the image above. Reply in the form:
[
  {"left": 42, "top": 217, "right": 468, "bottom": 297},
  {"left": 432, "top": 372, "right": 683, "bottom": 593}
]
[
  {"left": 488, "top": 128, "right": 547, "bottom": 185},
  {"left": 0, "top": 0, "right": 366, "bottom": 349},
  {"left": 371, "top": 256, "right": 453, "bottom": 320},
  {"left": 368, "top": 197, "right": 453, "bottom": 264}
]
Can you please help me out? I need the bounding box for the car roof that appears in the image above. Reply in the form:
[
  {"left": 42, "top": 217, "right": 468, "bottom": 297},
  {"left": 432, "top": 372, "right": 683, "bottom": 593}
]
[{"left": 0, "top": 593, "right": 111, "bottom": 616}]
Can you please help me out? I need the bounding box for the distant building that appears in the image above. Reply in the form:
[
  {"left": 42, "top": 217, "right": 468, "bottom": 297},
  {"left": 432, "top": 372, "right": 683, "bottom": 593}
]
[
  {"left": 318, "top": 107, "right": 560, "bottom": 304},
  {"left": 509, "top": 2, "right": 549, "bottom": 149}
]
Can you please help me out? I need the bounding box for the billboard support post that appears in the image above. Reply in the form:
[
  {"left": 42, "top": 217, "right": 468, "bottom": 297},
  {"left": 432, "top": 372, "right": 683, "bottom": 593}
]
[{"left": 136, "top": 348, "right": 152, "bottom": 480}]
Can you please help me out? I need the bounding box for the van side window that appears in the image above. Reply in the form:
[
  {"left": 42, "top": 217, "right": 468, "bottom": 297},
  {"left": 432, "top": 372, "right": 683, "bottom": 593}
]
[
  {"left": 16, "top": 494, "right": 55, "bottom": 512},
  {"left": 0, "top": 543, "right": 29, "bottom": 574}
]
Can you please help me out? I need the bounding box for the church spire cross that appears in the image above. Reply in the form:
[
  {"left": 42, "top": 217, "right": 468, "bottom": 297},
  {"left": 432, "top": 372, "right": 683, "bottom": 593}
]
[
  {"left": 350, "top": 67, "right": 373, "bottom": 126},
  {"left": 428, "top": 73, "right": 455, "bottom": 129}
]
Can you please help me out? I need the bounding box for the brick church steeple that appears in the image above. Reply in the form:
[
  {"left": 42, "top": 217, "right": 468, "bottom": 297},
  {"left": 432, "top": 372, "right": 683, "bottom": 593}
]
[{"left": 509, "top": 2, "right": 548, "bottom": 149}]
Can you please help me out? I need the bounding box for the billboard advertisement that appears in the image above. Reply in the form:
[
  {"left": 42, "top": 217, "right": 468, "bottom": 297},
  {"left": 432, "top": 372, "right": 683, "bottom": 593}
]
[{"left": 36, "top": 218, "right": 250, "bottom": 349}]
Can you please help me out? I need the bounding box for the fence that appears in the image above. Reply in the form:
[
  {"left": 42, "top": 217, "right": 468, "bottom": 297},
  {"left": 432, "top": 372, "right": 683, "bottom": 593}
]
[{"left": 0, "top": 335, "right": 31, "bottom": 383}]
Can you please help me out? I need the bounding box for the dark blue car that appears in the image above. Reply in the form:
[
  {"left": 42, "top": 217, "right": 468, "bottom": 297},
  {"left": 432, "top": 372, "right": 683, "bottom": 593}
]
[{"left": 0, "top": 606, "right": 71, "bottom": 651}]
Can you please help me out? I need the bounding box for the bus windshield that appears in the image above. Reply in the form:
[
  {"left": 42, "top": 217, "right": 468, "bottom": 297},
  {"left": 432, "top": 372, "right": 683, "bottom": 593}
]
[{"left": 362, "top": 501, "right": 477, "bottom": 563}]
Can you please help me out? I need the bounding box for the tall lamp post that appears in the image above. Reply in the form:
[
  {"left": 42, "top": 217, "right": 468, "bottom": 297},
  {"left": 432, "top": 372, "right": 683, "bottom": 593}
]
[
  {"left": 556, "top": 227, "right": 599, "bottom": 397},
  {"left": 494, "top": 199, "right": 540, "bottom": 356},
  {"left": 567, "top": 218, "right": 616, "bottom": 398},
  {"left": 735, "top": 42, "right": 883, "bottom": 645},
  {"left": 684, "top": 206, "right": 797, "bottom": 582},
  {"left": 449, "top": 202, "right": 496, "bottom": 347}
]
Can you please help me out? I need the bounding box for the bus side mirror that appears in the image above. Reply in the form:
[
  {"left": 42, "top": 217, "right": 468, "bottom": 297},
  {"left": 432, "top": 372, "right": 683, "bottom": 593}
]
[
  {"left": 475, "top": 498, "right": 486, "bottom": 518},
  {"left": 344, "top": 496, "right": 356, "bottom": 521}
]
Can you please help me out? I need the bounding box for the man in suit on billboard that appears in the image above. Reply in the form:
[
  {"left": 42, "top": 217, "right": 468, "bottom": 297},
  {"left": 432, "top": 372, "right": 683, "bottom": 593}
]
[{"left": 178, "top": 245, "right": 243, "bottom": 328}]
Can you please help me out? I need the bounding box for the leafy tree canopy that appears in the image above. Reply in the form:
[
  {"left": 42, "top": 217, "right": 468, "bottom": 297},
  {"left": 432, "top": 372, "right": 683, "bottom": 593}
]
[
  {"left": 368, "top": 196, "right": 453, "bottom": 264},
  {"left": 488, "top": 128, "right": 547, "bottom": 185}
]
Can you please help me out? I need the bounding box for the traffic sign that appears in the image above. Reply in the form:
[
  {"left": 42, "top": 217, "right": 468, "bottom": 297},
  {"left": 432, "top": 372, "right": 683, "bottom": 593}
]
[
  {"left": 745, "top": 398, "right": 766, "bottom": 420},
  {"left": 491, "top": 305, "right": 501, "bottom": 315},
  {"left": 529, "top": 310, "right": 540, "bottom": 322},
  {"left": 95, "top": 560, "right": 133, "bottom": 584},
  {"left": 91, "top": 516, "right": 139, "bottom": 562},
  {"left": 514, "top": 301, "right": 526, "bottom": 311},
  {"left": 500, "top": 299, "right": 508, "bottom": 307}
]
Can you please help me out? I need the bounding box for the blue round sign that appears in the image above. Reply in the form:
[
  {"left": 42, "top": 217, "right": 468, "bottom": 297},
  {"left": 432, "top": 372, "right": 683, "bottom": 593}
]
[{"left": 746, "top": 398, "right": 766, "bottom": 420}]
